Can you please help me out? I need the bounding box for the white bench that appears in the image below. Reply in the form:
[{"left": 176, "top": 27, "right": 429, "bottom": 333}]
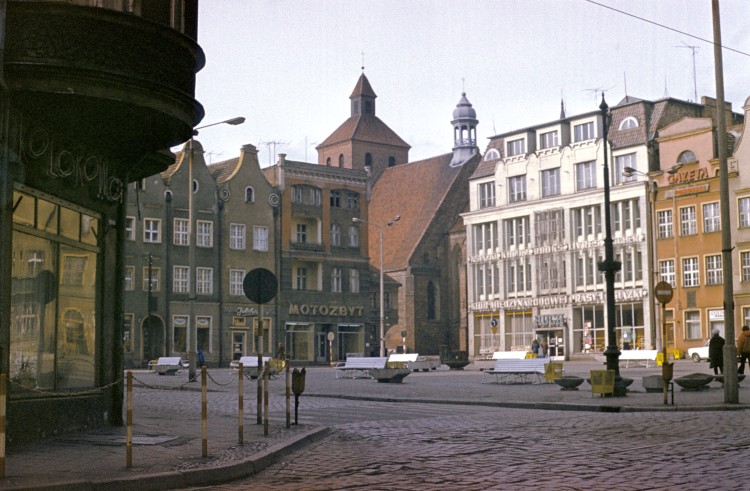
[
  {"left": 619, "top": 350, "right": 658, "bottom": 368},
  {"left": 153, "top": 357, "right": 183, "bottom": 375},
  {"left": 335, "top": 357, "right": 388, "bottom": 379},
  {"left": 483, "top": 358, "right": 549, "bottom": 384},
  {"left": 492, "top": 351, "right": 529, "bottom": 360},
  {"left": 231, "top": 356, "right": 273, "bottom": 378},
  {"left": 388, "top": 353, "right": 441, "bottom": 372}
]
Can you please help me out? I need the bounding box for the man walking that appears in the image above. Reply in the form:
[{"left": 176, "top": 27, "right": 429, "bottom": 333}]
[{"left": 737, "top": 325, "right": 750, "bottom": 374}]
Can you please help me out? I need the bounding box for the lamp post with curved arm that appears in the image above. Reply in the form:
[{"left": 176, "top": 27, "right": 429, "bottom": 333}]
[
  {"left": 352, "top": 215, "right": 400, "bottom": 357},
  {"left": 187, "top": 117, "right": 245, "bottom": 380}
]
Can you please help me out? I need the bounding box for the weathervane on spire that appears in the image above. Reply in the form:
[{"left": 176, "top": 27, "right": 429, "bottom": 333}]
[{"left": 361, "top": 50, "right": 365, "bottom": 72}]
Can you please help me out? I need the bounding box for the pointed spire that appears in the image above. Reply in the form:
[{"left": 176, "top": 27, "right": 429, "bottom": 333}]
[
  {"left": 560, "top": 98, "right": 566, "bottom": 119},
  {"left": 350, "top": 73, "right": 377, "bottom": 117}
]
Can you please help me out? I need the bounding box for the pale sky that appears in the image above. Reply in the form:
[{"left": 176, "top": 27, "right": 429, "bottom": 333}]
[{"left": 190, "top": 0, "right": 750, "bottom": 167}]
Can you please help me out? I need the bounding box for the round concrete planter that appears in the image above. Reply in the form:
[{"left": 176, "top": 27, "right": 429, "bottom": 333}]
[
  {"left": 674, "top": 373, "right": 714, "bottom": 391},
  {"left": 369, "top": 368, "right": 411, "bottom": 383},
  {"left": 712, "top": 374, "right": 745, "bottom": 385},
  {"left": 554, "top": 376, "right": 585, "bottom": 390}
]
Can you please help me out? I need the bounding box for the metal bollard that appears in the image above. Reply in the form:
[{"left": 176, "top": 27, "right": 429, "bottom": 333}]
[
  {"left": 126, "top": 371, "right": 133, "bottom": 468},
  {"left": 201, "top": 366, "right": 207, "bottom": 457},
  {"left": 256, "top": 354, "right": 262, "bottom": 425},
  {"left": 263, "top": 364, "right": 269, "bottom": 436},
  {"left": 285, "top": 360, "right": 291, "bottom": 428},
  {"left": 238, "top": 363, "right": 244, "bottom": 444}
]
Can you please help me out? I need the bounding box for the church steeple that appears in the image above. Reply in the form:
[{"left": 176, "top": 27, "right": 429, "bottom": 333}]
[
  {"left": 450, "top": 92, "right": 479, "bottom": 167},
  {"left": 350, "top": 72, "right": 377, "bottom": 117}
]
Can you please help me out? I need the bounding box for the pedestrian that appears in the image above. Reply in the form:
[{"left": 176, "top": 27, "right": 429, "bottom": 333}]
[
  {"left": 738, "top": 325, "right": 750, "bottom": 374},
  {"left": 197, "top": 348, "right": 205, "bottom": 367},
  {"left": 276, "top": 342, "right": 286, "bottom": 360},
  {"left": 530, "top": 338, "right": 540, "bottom": 358},
  {"left": 708, "top": 328, "right": 725, "bottom": 375},
  {"left": 540, "top": 337, "right": 549, "bottom": 358}
]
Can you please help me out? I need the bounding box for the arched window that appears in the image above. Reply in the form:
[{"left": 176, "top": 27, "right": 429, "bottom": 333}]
[
  {"left": 326, "top": 157, "right": 331, "bottom": 166},
  {"left": 164, "top": 190, "right": 173, "bottom": 202},
  {"left": 388, "top": 156, "right": 396, "bottom": 167},
  {"left": 484, "top": 148, "right": 501, "bottom": 160},
  {"left": 245, "top": 186, "right": 255, "bottom": 203},
  {"left": 427, "top": 281, "right": 437, "bottom": 320},
  {"left": 677, "top": 150, "right": 697, "bottom": 164},
  {"left": 618, "top": 116, "right": 639, "bottom": 130},
  {"left": 338, "top": 154, "right": 344, "bottom": 167},
  {"left": 192, "top": 179, "right": 199, "bottom": 193},
  {"left": 365, "top": 153, "right": 372, "bottom": 167}
]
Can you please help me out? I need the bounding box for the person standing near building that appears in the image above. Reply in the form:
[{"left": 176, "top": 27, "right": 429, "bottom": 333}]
[
  {"left": 530, "top": 338, "right": 540, "bottom": 358},
  {"left": 540, "top": 337, "right": 549, "bottom": 358},
  {"left": 708, "top": 329, "right": 725, "bottom": 375},
  {"left": 737, "top": 325, "right": 750, "bottom": 374}
]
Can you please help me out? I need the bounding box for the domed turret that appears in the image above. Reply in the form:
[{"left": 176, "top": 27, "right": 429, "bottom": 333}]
[{"left": 450, "top": 92, "right": 479, "bottom": 167}]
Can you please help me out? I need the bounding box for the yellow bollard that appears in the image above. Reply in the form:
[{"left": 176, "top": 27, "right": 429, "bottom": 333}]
[
  {"left": 238, "top": 363, "right": 244, "bottom": 444},
  {"left": 126, "top": 371, "right": 133, "bottom": 468},
  {"left": 256, "top": 355, "right": 262, "bottom": 425},
  {"left": 201, "top": 366, "right": 207, "bottom": 457},
  {"left": 263, "top": 364, "right": 269, "bottom": 436}
]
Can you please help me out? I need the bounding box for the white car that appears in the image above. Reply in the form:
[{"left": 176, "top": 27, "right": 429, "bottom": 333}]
[{"left": 687, "top": 344, "right": 709, "bottom": 362}]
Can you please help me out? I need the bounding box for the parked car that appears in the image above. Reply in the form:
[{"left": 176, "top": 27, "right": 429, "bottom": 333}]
[{"left": 687, "top": 344, "right": 709, "bottom": 362}]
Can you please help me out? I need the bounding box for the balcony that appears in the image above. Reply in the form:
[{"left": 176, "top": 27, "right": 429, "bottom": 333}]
[{"left": 291, "top": 241, "right": 325, "bottom": 253}]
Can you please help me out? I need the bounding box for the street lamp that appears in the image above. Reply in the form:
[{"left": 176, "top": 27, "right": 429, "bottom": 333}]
[
  {"left": 622, "top": 163, "right": 682, "bottom": 353},
  {"left": 187, "top": 117, "right": 245, "bottom": 380},
  {"left": 598, "top": 95, "right": 625, "bottom": 396},
  {"left": 352, "top": 215, "right": 400, "bottom": 357}
]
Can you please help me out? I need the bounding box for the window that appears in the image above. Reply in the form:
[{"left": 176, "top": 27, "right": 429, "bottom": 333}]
[
  {"left": 484, "top": 148, "right": 500, "bottom": 160},
  {"left": 703, "top": 202, "right": 721, "bottom": 233},
  {"left": 330, "top": 190, "right": 341, "bottom": 208},
  {"left": 571, "top": 206, "right": 601, "bottom": 240},
  {"left": 479, "top": 182, "right": 495, "bottom": 208},
  {"left": 174, "top": 218, "right": 189, "bottom": 246},
  {"left": 541, "top": 168, "right": 560, "bottom": 197},
  {"left": 682, "top": 257, "right": 699, "bottom": 287},
  {"left": 508, "top": 175, "right": 526, "bottom": 203},
  {"left": 574, "top": 252, "right": 599, "bottom": 289},
  {"left": 539, "top": 130, "right": 559, "bottom": 150},
  {"left": 506, "top": 138, "right": 525, "bottom": 157},
  {"left": 338, "top": 154, "right": 344, "bottom": 167},
  {"left": 677, "top": 150, "right": 697, "bottom": 164},
  {"left": 576, "top": 161, "right": 596, "bottom": 190},
  {"left": 350, "top": 269, "right": 360, "bottom": 293},
  {"left": 292, "top": 185, "right": 321, "bottom": 205},
  {"left": 388, "top": 156, "right": 396, "bottom": 167},
  {"left": 614, "top": 153, "right": 636, "bottom": 184},
  {"left": 125, "top": 216, "right": 135, "bottom": 241},
  {"left": 705, "top": 255, "right": 722, "bottom": 285},
  {"left": 657, "top": 210, "right": 673, "bottom": 239},
  {"left": 173, "top": 315, "right": 188, "bottom": 352},
  {"left": 504, "top": 216, "right": 530, "bottom": 248},
  {"left": 124, "top": 265, "right": 135, "bottom": 291},
  {"left": 331, "top": 267, "right": 342, "bottom": 292},
  {"left": 253, "top": 226, "right": 268, "bottom": 251},
  {"left": 365, "top": 153, "right": 372, "bottom": 167},
  {"left": 196, "top": 316, "right": 211, "bottom": 352},
  {"left": 229, "top": 269, "right": 245, "bottom": 296},
  {"left": 143, "top": 218, "right": 161, "bottom": 243},
  {"left": 685, "top": 311, "right": 701, "bottom": 340},
  {"left": 245, "top": 187, "right": 255, "bottom": 203},
  {"left": 611, "top": 198, "right": 640, "bottom": 235},
  {"left": 142, "top": 267, "right": 160, "bottom": 292},
  {"left": 473, "top": 222, "right": 498, "bottom": 254},
  {"left": 506, "top": 259, "right": 532, "bottom": 293},
  {"left": 742, "top": 252, "right": 750, "bottom": 282},
  {"left": 173, "top": 265, "right": 189, "bottom": 293},
  {"left": 574, "top": 121, "right": 594, "bottom": 142},
  {"left": 196, "top": 267, "right": 213, "bottom": 295},
  {"left": 680, "top": 206, "right": 697, "bottom": 236},
  {"left": 123, "top": 313, "right": 134, "bottom": 352},
  {"left": 62, "top": 254, "right": 87, "bottom": 286},
  {"left": 229, "top": 223, "right": 246, "bottom": 250},
  {"left": 197, "top": 220, "right": 213, "bottom": 247},
  {"left": 659, "top": 259, "right": 676, "bottom": 287},
  {"left": 331, "top": 223, "right": 341, "bottom": 246},
  {"left": 349, "top": 225, "right": 359, "bottom": 247},
  {"left": 296, "top": 224, "right": 307, "bottom": 243},
  {"left": 740, "top": 198, "right": 750, "bottom": 228},
  {"left": 618, "top": 116, "right": 639, "bottom": 130},
  {"left": 296, "top": 267, "right": 307, "bottom": 290},
  {"left": 347, "top": 192, "right": 359, "bottom": 209}
]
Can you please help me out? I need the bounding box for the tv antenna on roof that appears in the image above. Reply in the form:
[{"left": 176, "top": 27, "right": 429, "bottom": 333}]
[
  {"left": 676, "top": 41, "right": 699, "bottom": 102},
  {"left": 260, "top": 140, "right": 289, "bottom": 166},
  {"left": 584, "top": 85, "right": 615, "bottom": 104}
]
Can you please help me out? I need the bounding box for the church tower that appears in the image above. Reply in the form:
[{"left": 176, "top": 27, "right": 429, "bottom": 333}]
[
  {"left": 317, "top": 72, "right": 410, "bottom": 177},
  {"left": 450, "top": 92, "right": 479, "bottom": 167}
]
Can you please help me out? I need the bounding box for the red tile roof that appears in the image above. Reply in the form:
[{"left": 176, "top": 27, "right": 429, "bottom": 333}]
[{"left": 317, "top": 114, "right": 410, "bottom": 150}]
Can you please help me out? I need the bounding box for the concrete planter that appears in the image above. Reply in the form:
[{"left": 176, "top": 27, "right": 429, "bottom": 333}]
[
  {"left": 369, "top": 368, "right": 411, "bottom": 383},
  {"left": 554, "top": 376, "right": 584, "bottom": 390},
  {"left": 674, "top": 373, "right": 713, "bottom": 391},
  {"left": 642, "top": 374, "right": 666, "bottom": 393}
]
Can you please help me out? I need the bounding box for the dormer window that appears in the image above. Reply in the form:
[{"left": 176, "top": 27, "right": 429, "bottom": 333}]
[
  {"left": 677, "top": 150, "right": 698, "bottom": 165},
  {"left": 618, "top": 117, "right": 639, "bottom": 130},
  {"left": 539, "top": 130, "right": 559, "bottom": 150},
  {"left": 484, "top": 148, "right": 500, "bottom": 160},
  {"left": 506, "top": 138, "right": 525, "bottom": 157}
]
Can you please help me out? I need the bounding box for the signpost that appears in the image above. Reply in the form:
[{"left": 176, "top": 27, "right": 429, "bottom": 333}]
[
  {"left": 243, "top": 268, "right": 278, "bottom": 356},
  {"left": 655, "top": 281, "right": 674, "bottom": 405}
]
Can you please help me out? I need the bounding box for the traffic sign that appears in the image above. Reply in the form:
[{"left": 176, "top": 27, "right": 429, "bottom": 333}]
[
  {"left": 654, "top": 281, "right": 674, "bottom": 305},
  {"left": 243, "top": 268, "right": 278, "bottom": 304}
]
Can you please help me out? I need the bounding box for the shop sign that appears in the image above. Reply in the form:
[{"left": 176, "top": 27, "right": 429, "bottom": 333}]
[
  {"left": 288, "top": 302, "right": 364, "bottom": 317},
  {"left": 469, "top": 288, "right": 647, "bottom": 312}
]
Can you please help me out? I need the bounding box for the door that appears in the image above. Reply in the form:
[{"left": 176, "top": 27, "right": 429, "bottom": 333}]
[{"left": 232, "top": 332, "right": 246, "bottom": 360}]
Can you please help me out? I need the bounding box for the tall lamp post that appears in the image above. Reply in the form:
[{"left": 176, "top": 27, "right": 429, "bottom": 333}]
[
  {"left": 623, "top": 164, "right": 682, "bottom": 352},
  {"left": 598, "top": 95, "right": 626, "bottom": 396},
  {"left": 188, "top": 117, "right": 245, "bottom": 380},
  {"left": 352, "top": 215, "right": 400, "bottom": 357}
]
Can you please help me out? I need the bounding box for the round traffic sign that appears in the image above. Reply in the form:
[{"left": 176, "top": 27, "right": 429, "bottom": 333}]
[
  {"left": 243, "top": 268, "right": 278, "bottom": 304},
  {"left": 654, "top": 281, "right": 674, "bottom": 304}
]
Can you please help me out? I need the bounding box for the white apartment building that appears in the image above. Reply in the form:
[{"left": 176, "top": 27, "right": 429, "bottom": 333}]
[{"left": 462, "top": 96, "right": 715, "bottom": 360}]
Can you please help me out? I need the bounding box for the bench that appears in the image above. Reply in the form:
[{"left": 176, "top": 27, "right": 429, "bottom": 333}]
[
  {"left": 388, "top": 353, "right": 441, "bottom": 372},
  {"left": 483, "top": 358, "right": 549, "bottom": 384},
  {"left": 475, "top": 351, "right": 528, "bottom": 371},
  {"left": 153, "top": 357, "right": 183, "bottom": 375},
  {"left": 597, "top": 350, "right": 658, "bottom": 368},
  {"left": 231, "top": 356, "right": 273, "bottom": 379},
  {"left": 335, "top": 357, "right": 388, "bottom": 379}
]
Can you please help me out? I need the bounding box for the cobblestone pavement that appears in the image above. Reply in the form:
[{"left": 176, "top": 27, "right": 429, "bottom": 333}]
[{"left": 201, "top": 398, "right": 746, "bottom": 491}]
